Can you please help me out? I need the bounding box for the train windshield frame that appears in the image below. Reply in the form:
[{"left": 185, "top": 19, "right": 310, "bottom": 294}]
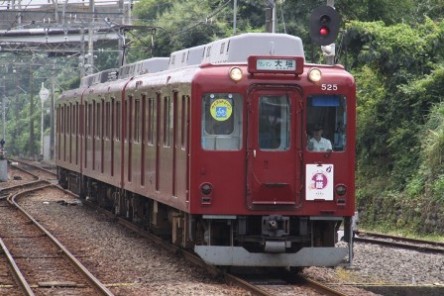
[
  {"left": 201, "top": 93, "right": 243, "bottom": 151},
  {"left": 306, "top": 95, "right": 347, "bottom": 152}
]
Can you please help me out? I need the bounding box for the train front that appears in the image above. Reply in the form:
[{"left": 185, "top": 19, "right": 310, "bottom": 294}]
[{"left": 188, "top": 33, "right": 356, "bottom": 268}]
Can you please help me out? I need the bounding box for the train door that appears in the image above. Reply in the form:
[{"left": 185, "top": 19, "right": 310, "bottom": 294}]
[{"left": 247, "top": 89, "right": 302, "bottom": 207}]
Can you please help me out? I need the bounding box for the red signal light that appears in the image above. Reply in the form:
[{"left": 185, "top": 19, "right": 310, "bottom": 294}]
[{"left": 320, "top": 26, "right": 329, "bottom": 36}]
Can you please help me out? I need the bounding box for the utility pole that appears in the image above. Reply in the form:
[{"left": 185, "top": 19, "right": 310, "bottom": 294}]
[
  {"left": 265, "top": 0, "right": 276, "bottom": 33},
  {"left": 127, "top": 0, "right": 133, "bottom": 25},
  {"left": 39, "top": 83, "right": 49, "bottom": 160},
  {"left": 28, "top": 63, "right": 35, "bottom": 159},
  {"left": 233, "top": 0, "right": 237, "bottom": 34},
  {"left": 52, "top": 0, "right": 59, "bottom": 23},
  {"left": 1, "top": 76, "right": 5, "bottom": 145},
  {"left": 271, "top": 0, "right": 276, "bottom": 33},
  {"left": 325, "top": 0, "right": 336, "bottom": 65},
  {"left": 50, "top": 63, "right": 55, "bottom": 160},
  {"left": 87, "top": 0, "right": 95, "bottom": 75},
  {"left": 80, "top": 28, "right": 86, "bottom": 78},
  {"left": 0, "top": 75, "right": 6, "bottom": 181}
]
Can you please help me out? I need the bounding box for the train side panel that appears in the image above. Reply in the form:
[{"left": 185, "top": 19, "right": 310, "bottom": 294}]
[
  {"left": 120, "top": 70, "right": 196, "bottom": 212},
  {"left": 78, "top": 79, "right": 130, "bottom": 198},
  {"left": 56, "top": 88, "right": 85, "bottom": 192}
]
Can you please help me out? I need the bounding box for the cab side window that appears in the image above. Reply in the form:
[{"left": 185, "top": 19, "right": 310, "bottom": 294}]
[{"left": 202, "top": 93, "right": 243, "bottom": 150}]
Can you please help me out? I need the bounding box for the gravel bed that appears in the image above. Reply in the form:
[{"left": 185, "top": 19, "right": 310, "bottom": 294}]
[
  {"left": 351, "top": 242, "right": 443, "bottom": 285},
  {"left": 18, "top": 188, "right": 248, "bottom": 296},
  {"left": 303, "top": 240, "right": 444, "bottom": 295}
]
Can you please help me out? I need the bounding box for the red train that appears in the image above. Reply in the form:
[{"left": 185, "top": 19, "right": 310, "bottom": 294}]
[{"left": 56, "top": 32, "right": 356, "bottom": 267}]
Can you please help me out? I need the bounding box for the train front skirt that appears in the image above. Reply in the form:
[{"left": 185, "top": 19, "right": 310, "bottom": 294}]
[{"left": 194, "top": 245, "right": 350, "bottom": 267}]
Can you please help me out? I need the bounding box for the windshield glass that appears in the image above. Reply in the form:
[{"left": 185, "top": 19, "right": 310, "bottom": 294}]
[{"left": 306, "top": 95, "right": 346, "bottom": 152}]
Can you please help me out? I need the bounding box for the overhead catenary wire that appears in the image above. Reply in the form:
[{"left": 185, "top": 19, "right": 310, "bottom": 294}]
[{"left": 178, "top": 0, "right": 232, "bottom": 34}]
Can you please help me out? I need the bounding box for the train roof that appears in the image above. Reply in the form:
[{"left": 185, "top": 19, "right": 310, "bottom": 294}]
[
  {"left": 77, "top": 33, "right": 305, "bottom": 88},
  {"left": 201, "top": 33, "right": 304, "bottom": 64},
  {"left": 119, "top": 57, "right": 170, "bottom": 79},
  {"left": 167, "top": 33, "right": 305, "bottom": 68},
  {"left": 80, "top": 68, "right": 118, "bottom": 88},
  {"left": 168, "top": 44, "right": 206, "bottom": 69}
]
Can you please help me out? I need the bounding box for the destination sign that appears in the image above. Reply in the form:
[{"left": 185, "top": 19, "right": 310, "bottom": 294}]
[
  {"left": 256, "top": 58, "right": 296, "bottom": 71},
  {"left": 247, "top": 56, "right": 304, "bottom": 75}
]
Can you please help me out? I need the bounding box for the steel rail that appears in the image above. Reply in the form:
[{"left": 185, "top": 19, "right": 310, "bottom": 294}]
[
  {"left": 223, "top": 273, "right": 276, "bottom": 296},
  {"left": 9, "top": 184, "right": 115, "bottom": 296},
  {"left": 8, "top": 162, "right": 40, "bottom": 180},
  {"left": 10, "top": 158, "right": 57, "bottom": 177},
  {"left": 355, "top": 230, "right": 444, "bottom": 247},
  {"left": 0, "top": 234, "right": 35, "bottom": 296},
  {"left": 355, "top": 231, "right": 444, "bottom": 253},
  {"left": 301, "top": 275, "right": 350, "bottom": 296}
]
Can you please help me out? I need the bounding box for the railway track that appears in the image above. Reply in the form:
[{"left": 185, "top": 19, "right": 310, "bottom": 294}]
[
  {"left": 9, "top": 159, "right": 57, "bottom": 182},
  {"left": 0, "top": 164, "right": 113, "bottom": 295},
  {"left": 82, "top": 198, "right": 352, "bottom": 296},
  {"left": 227, "top": 268, "right": 353, "bottom": 296},
  {"left": 348, "top": 231, "right": 444, "bottom": 296},
  {"left": 5, "top": 159, "right": 366, "bottom": 295},
  {"left": 355, "top": 230, "right": 444, "bottom": 253}
]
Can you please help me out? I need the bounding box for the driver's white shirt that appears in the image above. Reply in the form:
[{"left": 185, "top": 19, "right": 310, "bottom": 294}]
[{"left": 309, "top": 137, "right": 332, "bottom": 152}]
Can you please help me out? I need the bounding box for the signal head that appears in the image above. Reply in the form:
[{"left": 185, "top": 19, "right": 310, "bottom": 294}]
[{"left": 309, "top": 5, "right": 341, "bottom": 45}]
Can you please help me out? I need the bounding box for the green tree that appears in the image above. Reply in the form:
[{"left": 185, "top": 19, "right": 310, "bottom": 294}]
[
  {"left": 131, "top": 0, "right": 235, "bottom": 60},
  {"left": 345, "top": 19, "right": 444, "bottom": 192},
  {"left": 0, "top": 52, "right": 81, "bottom": 158}
]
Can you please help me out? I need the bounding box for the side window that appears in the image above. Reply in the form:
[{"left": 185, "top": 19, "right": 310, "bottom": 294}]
[
  {"left": 88, "top": 103, "right": 93, "bottom": 137},
  {"left": 134, "top": 99, "right": 141, "bottom": 142},
  {"left": 95, "top": 101, "right": 101, "bottom": 139},
  {"left": 115, "top": 101, "right": 121, "bottom": 141},
  {"left": 306, "top": 95, "right": 346, "bottom": 152},
  {"left": 163, "top": 96, "right": 172, "bottom": 147},
  {"left": 105, "top": 101, "right": 110, "bottom": 139},
  {"left": 148, "top": 98, "right": 155, "bottom": 145},
  {"left": 181, "top": 95, "right": 189, "bottom": 149},
  {"left": 202, "top": 93, "right": 242, "bottom": 151},
  {"left": 126, "top": 97, "right": 132, "bottom": 142}
]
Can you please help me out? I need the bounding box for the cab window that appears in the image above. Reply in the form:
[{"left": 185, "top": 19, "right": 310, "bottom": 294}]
[
  {"left": 202, "top": 93, "right": 243, "bottom": 150},
  {"left": 306, "top": 95, "right": 346, "bottom": 152},
  {"left": 259, "top": 95, "right": 290, "bottom": 150}
]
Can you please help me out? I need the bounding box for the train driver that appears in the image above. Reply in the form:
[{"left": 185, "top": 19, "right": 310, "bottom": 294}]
[{"left": 307, "top": 125, "right": 332, "bottom": 152}]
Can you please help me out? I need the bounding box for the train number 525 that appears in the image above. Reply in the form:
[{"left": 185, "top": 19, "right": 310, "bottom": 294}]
[{"left": 321, "top": 83, "right": 338, "bottom": 91}]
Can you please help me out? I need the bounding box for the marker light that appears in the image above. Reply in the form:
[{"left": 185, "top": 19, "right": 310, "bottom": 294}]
[
  {"left": 200, "top": 183, "right": 213, "bottom": 195},
  {"left": 308, "top": 68, "right": 322, "bottom": 83},
  {"left": 229, "top": 67, "right": 243, "bottom": 82},
  {"left": 335, "top": 184, "right": 347, "bottom": 196}
]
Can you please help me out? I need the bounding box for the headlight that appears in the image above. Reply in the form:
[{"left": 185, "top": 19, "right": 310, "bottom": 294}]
[
  {"left": 308, "top": 68, "right": 322, "bottom": 83},
  {"left": 229, "top": 67, "right": 243, "bottom": 82}
]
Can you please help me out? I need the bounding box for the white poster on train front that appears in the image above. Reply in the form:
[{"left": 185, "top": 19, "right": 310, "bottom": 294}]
[{"left": 306, "top": 164, "right": 334, "bottom": 200}]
